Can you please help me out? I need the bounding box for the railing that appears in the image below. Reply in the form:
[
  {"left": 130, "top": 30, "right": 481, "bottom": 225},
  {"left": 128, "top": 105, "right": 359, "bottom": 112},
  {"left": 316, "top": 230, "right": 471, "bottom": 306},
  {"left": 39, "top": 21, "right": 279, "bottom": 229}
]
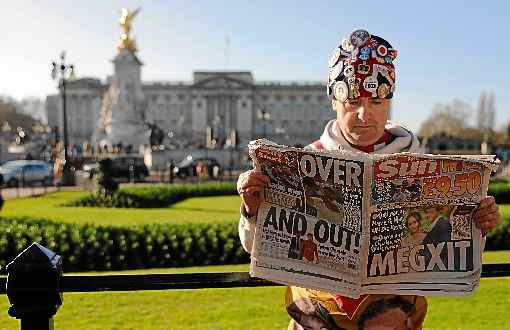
[{"left": 3, "top": 243, "right": 510, "bottom": 329}]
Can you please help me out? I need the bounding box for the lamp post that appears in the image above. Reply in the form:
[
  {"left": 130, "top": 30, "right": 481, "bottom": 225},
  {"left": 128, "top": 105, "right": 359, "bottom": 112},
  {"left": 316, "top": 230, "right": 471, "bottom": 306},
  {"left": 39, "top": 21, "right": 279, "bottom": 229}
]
[
  {"left": 51, "top": 51, "right": 76, "bottom": 186},
  {"left": 257, "top": 109, "right": 271, "bottom": 137}
]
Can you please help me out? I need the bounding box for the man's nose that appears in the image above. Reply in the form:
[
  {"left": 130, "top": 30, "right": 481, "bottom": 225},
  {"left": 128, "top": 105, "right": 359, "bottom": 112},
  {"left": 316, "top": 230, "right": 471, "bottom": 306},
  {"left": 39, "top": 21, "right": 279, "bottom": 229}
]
[{"left": 356, "top": 105, "right": 372, "bottom": 121}]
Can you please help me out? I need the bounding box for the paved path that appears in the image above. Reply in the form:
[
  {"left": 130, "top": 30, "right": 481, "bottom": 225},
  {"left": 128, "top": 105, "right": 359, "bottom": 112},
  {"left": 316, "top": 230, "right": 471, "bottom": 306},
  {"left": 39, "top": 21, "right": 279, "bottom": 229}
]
[
  {"left": 0, "top": 172, "right": 239, "bottom": 200},
  {"left": 0, "top": 186, "right": 84, "bottom": 200}
]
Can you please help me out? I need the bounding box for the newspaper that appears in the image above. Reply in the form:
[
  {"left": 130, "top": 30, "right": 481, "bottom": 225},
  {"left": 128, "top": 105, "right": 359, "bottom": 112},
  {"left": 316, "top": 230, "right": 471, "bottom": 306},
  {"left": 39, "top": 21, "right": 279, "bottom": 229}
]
[{"left": 248, "top": 139, "right": 499, "bottom": 298}]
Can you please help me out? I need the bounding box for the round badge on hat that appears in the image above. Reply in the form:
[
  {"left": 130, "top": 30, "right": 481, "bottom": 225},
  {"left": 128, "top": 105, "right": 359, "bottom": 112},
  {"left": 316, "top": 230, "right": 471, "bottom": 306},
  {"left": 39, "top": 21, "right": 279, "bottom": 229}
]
[
  {"left": 376, "top": 45, "right": 388, "bottom": 57},
  {"left": 329, "top": 62, "right": 344, "bottom": 82},
  {"left": 349, "top": 29, "right": 371, "bottom": 48},
  {"left": 333, "top": 81, "right": 349, "bottom": 102},
  {"left": 328, "top": 48, "right": 341, "bottom": 68},
  {"left": 363, "top": 76, "right": 378, "bottom": 93},
  {"left": 341, "top": 38, "right": 352, "bottom": 51},
  {"left": 343, "top": 64, "right": 354, "bottom": 77},
  {"left": 377, "top": 83, "right": 390, "bottom": 98},
  {"left": 389, "top": 49, "right": 398, "bottom": 60}
]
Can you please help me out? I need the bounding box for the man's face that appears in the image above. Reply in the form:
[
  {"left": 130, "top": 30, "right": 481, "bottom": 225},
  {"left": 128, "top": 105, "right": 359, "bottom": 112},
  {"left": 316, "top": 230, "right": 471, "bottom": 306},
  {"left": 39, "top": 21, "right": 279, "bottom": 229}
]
[
  {"left": 333, "top": 97, "right": 390, "bottom": 147},
  {"left": 426, "top": 208, "right": 439, "bottom": 222}
]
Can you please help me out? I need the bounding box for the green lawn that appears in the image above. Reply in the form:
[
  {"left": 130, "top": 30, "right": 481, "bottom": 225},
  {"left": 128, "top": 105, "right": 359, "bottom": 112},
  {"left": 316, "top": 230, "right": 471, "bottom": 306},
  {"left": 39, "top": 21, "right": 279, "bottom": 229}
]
[
  {"left": 1, "top": 192, "right": 241, "bottom": 226},
  {"left": 483, "top": 250, "right": 510, "bottom": 263},
  {"left": 2, "top": 191, "right": 509, "bottom": 228},
  {"left": 0, "top": 261, "right": 509, "bottom": 329},
  {"left": 499, "top": 204, "right": 510, "bottom": 221}
]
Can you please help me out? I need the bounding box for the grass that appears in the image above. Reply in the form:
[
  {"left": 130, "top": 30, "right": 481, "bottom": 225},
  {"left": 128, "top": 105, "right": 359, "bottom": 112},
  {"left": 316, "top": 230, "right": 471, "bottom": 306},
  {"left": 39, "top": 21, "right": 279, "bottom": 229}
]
[
  {"left": 1, "top": 261, "right": 509, "bottom": 329},
  {"left": 482, "top": 250, "right": 510, "bottom": 264},
  {"left": 499, "top": 203, "right": 510, "bottom": 222},
  {"left": 1, "top": 192, "right": 241, "bottom": 226},
  {"left": 2, "top": 191, "right": 509, "bottom": 228}
]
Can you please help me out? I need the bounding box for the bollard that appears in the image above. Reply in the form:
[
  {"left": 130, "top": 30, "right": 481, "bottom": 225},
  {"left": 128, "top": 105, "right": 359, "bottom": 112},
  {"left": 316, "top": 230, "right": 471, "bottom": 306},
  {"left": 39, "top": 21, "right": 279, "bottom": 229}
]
[
  {"left": 166, "top": 161, "right": 174, "bottom": 183},
  {"left": 129, "top": 162, "right": 135, "bottom": 184},
  {"left": 6, "top": 243, "right": 63, "bottom": 330}
]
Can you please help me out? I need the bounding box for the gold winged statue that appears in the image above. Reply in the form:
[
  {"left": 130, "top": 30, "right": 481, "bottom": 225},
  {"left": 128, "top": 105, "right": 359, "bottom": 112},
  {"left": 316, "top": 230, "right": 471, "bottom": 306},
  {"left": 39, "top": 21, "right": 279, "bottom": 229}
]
[{"left": 117, "top": 7, "right": 141, "bottom": 54}]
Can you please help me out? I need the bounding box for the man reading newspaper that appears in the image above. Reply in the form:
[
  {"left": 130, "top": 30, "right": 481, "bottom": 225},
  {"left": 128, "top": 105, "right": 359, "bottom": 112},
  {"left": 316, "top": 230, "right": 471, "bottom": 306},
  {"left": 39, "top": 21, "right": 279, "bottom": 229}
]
[{"left": 237, "top": 29, "right": 501, "bottom": 330}]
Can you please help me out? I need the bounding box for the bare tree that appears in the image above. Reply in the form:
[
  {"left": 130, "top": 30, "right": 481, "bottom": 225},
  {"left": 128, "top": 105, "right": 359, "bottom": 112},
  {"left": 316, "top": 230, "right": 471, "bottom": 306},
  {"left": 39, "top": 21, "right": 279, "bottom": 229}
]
[
  {"left": 418, "top": 99, "right": 472, "bottom": 138},
  {"left": 477, "top": 92, "right": 495, "bottom": 140},
  {"left": 476, "top": 93, "right": 488, "bottom": 131},
  {"left": 0, "top": 96, "right": 39, "bottom": 131}
]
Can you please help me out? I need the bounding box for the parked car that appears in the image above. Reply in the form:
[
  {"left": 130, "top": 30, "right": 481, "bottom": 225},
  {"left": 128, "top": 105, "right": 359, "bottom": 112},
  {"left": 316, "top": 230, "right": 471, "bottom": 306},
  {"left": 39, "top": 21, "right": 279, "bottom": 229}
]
[
  {"left": 0, "top": 160, "right": 54, "bottom": 187},
  {"left": 173, "top": 156, "right": 222, "bottom": 178},
  {"left": 82, "top": 157, "right": 149, "bottom": 182}
]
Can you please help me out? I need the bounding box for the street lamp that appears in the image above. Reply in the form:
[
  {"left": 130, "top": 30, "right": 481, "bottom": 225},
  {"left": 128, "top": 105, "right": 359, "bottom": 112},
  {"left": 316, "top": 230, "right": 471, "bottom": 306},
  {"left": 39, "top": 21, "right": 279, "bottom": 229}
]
[
  {"left": 257, "top": 109, "right": 271, "bottom": 137},
  {"left": 51, "top": 51, "right": 76, "bottom": 186}
]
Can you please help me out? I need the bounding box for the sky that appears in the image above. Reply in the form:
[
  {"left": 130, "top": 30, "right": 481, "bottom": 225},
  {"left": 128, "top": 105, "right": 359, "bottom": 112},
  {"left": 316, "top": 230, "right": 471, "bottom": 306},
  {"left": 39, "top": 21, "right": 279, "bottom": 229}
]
[{"left": 1, "top": 0, "right": 509, "bottom": 132}]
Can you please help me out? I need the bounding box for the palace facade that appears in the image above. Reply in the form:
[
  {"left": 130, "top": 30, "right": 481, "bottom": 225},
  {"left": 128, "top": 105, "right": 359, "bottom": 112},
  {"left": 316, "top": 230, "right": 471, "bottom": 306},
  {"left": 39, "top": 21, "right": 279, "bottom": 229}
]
[
  {"left": 45, "top": 9, "right": 334, "bottom": 151},
  {"left": 46, "top": 71, "right": 334, "bottom": 150}
]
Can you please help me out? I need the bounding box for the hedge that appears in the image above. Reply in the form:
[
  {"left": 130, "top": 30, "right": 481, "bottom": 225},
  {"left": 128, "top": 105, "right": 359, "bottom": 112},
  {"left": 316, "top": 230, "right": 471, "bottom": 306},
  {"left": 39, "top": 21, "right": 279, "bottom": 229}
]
[
  {"left": 488, "top": 181, "right": 510, "bottom": 204},
  {"left": 66, "top": 182, "right": 237, "bottom": 208},
  {"left": 66, "top": 179, "right": 510, "bottom": 209},
  {"left": 0, "top": 213, "right": 508, "bottom": 273},
  {"left": 0, "top": 217, "right": 248, "bottom": 273},
  {"left": 485, "top": 210, "right": 510, "bottom": 250}
]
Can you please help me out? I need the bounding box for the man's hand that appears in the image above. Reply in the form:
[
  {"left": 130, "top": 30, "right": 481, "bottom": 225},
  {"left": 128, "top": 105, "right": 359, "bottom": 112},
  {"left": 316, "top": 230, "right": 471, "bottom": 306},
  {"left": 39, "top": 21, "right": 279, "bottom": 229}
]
[
  {"left": 237, "top": 169, "right": 270, "bottom": 217},
  {"left": 473, "top": 196, "right": 500, "bottom": 236}
]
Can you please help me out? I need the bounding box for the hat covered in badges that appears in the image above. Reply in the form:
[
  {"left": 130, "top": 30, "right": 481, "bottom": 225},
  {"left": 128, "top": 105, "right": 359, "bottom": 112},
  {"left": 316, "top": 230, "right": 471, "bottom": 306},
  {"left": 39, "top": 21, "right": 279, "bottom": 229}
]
[{"left": 327, "top": 29, "right": 397, "bottom": 102}]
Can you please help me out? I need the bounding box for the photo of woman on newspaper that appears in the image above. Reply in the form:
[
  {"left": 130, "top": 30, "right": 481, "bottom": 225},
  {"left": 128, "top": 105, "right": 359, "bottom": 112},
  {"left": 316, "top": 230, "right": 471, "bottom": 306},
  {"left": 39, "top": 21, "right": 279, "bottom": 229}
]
[{"left": 401, "top": 212, "right": 427, "bottom": 247}]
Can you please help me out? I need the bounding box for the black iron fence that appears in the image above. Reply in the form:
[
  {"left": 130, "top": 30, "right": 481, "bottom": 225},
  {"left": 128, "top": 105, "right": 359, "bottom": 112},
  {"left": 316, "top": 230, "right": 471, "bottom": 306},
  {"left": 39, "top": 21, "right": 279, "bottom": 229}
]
[{"left": 2, "top": 243, "right": 510, "bottom": 330}]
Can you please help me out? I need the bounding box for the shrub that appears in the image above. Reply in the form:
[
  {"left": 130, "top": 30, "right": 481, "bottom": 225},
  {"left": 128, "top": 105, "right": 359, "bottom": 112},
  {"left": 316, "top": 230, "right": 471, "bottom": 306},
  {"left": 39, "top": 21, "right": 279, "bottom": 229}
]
[
  {"left": 488, "top": 181, "right": 510, "bottom": 204},
  {"left": 66, "top": 182, "right": 237, "bottom": 208},
  {"left": 485, "top": 208, "right": 510, "bottom": 250},
  {"left": 97, "top": 158, "right": 119, "bottom": 197},
  {"left": 0, "top": 217, "right": 248, "bottom": 272}
]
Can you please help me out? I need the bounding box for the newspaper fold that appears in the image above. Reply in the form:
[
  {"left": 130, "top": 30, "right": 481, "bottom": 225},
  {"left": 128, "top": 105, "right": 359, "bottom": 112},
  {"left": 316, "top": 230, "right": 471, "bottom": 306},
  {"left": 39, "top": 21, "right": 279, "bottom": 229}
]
[{"left": 248, "top": 139, "right": 499, "bottom": 298}]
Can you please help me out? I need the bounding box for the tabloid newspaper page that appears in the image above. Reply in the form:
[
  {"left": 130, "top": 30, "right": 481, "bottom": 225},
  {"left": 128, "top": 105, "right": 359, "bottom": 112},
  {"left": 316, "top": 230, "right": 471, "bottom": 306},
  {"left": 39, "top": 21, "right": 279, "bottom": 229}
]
[{"left": 248, "top": 139, "right": 499, "bottom": 298}]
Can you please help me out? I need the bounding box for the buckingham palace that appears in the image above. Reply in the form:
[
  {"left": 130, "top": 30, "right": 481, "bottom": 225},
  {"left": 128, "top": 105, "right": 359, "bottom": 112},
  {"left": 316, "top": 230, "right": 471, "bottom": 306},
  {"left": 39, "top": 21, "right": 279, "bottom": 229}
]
[
  {"left": 45, "top": 9, "right": 334, "bottom": 158},
  {"left": 46, "top": 73, "right": 333, "bottom": 147}
]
